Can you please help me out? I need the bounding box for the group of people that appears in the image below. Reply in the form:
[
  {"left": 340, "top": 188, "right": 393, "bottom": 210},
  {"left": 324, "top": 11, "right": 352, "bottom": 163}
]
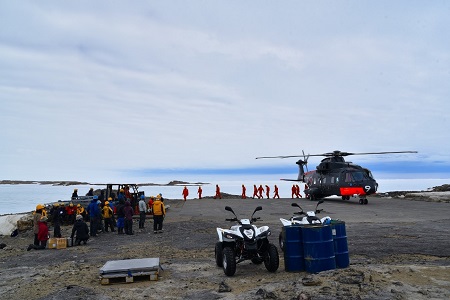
[
  {"left": 181, "top": 184, "right": 306, "bottom": 200},
  {"left": 182, "top": 184, "right": 222, "bottom": 200},
  {"left": 27, "top": 188, "right": 167, "bottom": 251}
]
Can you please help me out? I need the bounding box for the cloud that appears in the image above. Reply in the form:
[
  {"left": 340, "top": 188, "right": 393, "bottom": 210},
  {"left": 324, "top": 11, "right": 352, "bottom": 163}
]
[{"left": 1, "top": 1, "right": 450, "bottom": 181}]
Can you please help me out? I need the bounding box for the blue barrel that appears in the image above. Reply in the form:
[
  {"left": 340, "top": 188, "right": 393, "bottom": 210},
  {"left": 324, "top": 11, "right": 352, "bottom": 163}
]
[
  {"left": 283, "top": 225, "right": 304, "bottom": 272},
  {"left": 302, "top": 225, "right": 336, "bottom": 273},
  {"left": 331, "top": 220, "right": 349, "bottom": 268}
]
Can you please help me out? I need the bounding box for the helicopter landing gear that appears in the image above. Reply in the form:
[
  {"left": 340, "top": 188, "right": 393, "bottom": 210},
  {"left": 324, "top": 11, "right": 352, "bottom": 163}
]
[{"left": 359, "top": 198, "right": 368, "bottom": 205}]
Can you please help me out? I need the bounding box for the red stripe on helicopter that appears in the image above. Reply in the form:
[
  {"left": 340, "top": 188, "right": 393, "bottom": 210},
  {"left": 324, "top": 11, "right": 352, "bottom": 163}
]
[{"left": 340, "top": 187, "right": 366, "bottom": 196}]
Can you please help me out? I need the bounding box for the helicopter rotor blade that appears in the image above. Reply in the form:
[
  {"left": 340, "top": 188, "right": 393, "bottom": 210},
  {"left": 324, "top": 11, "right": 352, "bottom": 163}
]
[
  {"left": 256, "top": 150, "right": 417, "bottom": 159},
  {"left": 337, "top": 151, "right": 418, "bottom": 156}
]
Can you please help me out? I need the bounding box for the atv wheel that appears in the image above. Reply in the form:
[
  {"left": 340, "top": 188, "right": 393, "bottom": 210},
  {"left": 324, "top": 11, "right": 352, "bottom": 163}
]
[
  {"left": 222, "top": 247, "right": 236, "bottom": 276},
  {"left": 251, "top": 257, "right": 264, "bottom": 265},
  {"left": 215, "top": 242, "right": 223, "bottom": 267},
  {"left": 279, "top": 232, "right": 284, "bottom": 252},
  {"left": 264, "top": 243, "right": 279, "bottom": 272}
]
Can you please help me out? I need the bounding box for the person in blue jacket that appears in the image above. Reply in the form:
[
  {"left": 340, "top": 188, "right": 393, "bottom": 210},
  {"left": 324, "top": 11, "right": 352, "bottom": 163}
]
[{"left": 87, "top": 196, "right": 100, "bottom": 237}]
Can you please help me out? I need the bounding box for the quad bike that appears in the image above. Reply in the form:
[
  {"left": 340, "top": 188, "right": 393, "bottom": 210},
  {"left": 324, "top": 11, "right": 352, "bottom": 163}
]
[
  {"left": 278, "top": 200, "right": 331, "bottom": 251},
  {"left": 215, "top": 206, "right": 279, "bottom": 276}
]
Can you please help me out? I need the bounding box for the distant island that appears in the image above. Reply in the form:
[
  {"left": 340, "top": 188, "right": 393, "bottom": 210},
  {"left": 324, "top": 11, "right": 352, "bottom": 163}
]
[{"left": 0, "top": 180, "right": 209, "bottom": 186}]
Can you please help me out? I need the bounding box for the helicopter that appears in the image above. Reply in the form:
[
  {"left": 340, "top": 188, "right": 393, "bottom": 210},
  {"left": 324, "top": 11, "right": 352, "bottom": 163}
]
[{"left": 256, "top": 150, "right": 417, "bottom": 205}]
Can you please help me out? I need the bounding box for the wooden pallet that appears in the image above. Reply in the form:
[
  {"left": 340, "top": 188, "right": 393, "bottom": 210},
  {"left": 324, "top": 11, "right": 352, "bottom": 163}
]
[{"left": 100, "top": 270, "right": 159, "bottom": 285}]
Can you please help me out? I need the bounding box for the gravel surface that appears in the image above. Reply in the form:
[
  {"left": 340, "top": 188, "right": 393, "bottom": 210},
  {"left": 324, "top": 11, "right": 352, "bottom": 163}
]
[{"left": 1, "top": 196, "right": 449, "bottom": 300}]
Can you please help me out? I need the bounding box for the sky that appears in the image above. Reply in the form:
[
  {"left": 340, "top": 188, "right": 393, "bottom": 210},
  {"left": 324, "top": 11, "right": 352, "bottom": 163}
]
[{"left": 1, "top": 1, "right": 450, "bottom": 183}]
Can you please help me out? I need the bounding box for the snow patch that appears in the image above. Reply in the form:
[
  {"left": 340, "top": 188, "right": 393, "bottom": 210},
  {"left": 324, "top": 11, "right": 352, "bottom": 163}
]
[{"left": 0, "top": 214, "right": 29, "bottom": 236}]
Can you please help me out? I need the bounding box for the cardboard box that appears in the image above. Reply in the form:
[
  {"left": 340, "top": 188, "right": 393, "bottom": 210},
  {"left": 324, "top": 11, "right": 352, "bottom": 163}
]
[
  {"left": 56, "top": 238, "right": 67, "bottom": 249},
  {"left": 48, "top": 238, "right": 57, "bottom": 249}
]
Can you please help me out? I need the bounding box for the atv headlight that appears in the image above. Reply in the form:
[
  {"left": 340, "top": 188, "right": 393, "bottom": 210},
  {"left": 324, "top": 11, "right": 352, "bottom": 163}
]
[{"left": 225, "top": 234, "right": 234, "bottom": 239}]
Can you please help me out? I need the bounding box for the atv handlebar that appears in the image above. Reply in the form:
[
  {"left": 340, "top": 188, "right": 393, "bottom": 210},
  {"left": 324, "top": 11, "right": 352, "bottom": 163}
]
[
  {"left": 315, "top": 209, "right": 323, "bottom": 214},
  {"left": 225, "top": 218, "right": 238, "bottom": 222},
  {"left": 251, "top": 217, "right": 261, "bottom": 222}
]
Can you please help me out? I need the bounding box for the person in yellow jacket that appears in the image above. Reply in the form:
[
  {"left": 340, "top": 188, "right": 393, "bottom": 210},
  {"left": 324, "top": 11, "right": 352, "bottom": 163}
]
[
  {"left": 102, "top": 201, "right": 115, "bottom": 232},
  {"left": 152, "top": 195, "right": 166, "bottom": 234},
  {"left": 76, "top": 204, "right": 87, "bottom": 221}
]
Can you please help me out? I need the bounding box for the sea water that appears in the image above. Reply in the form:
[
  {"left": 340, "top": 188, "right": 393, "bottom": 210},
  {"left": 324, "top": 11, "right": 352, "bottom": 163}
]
[{"left": 1, "top": 175, "right": 449, "bottom": 215}]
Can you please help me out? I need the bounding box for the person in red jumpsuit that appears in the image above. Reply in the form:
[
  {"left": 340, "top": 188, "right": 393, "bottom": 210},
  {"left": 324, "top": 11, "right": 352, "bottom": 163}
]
[
  {"left": 252, "top": 185, "right": 258, "bottom": 199},
  {"left": 265, "top": 185, "right": 270, "bottom": 199},
  {"left": 241, "top": 184, "right": 246, "bottom": 199},
  {"left": 296, "top": 184, "right": 302, "bottom": 198},
  {"left": 257, "top": 185, "right": 264, "bottom": 199},
  {"left": 182, "top": 186, "right": 189, "bottom": 201},
  {"left": 214, "top": 184, "right": 222, "bottom": 199},
  {"left": 197, "top": 186, "right": 203, "bottom": 199},
  {"left": 291, "top": 184, "right": 296, "bottom": 199},
  {"left": 273, "top": 185, "right": 280, "bottom": 199}
]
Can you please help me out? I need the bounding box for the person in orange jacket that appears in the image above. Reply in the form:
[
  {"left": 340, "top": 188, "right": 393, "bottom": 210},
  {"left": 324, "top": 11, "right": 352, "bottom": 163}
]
[
  {"left": 252, "top": 185, "right": 258, "bottom": 199},
  {"left": 214, "top": 184, "right": 222, "bottom": 199},
  {"left": 197, "top": 186, "right": 203, "bottom": 199},
  {"left": 265, "top": 185, "right": 270, "bottom": 199},
  {"left": 257, "top": 185, "right": 264, "bottom": 199},
  {"left": 273, "top": 185, "right": 280, "bottom": 199},
  {"left": 182, "top": 186, "right": 189, "bottom": 201},
  {"left": 241, "top": 184, "right": 247, "bottom": 199}
]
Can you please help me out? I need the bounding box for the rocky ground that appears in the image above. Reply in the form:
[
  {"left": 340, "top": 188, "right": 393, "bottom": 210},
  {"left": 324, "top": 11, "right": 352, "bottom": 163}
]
[{"left": 0, "top": 195, "right": 449, "bottom": 300}]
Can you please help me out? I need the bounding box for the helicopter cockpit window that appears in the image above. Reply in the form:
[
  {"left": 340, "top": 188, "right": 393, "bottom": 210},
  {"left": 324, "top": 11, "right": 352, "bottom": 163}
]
[
  {"left": 345, "top": 173, "right": 353, "bottom": 183},
  {"left": 352, "top": 172, "right": 366, "bottom": 182}
]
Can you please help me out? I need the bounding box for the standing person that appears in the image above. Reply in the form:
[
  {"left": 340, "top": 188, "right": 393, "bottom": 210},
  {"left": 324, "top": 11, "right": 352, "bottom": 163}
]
[
  {"left": 152, "top": 195, "right": 166, "bottom": 234},
  {"left": 182, "top": 186, "right": 189, "bottom": 201},
  {"left": 252, "top": 185, "right": 258, "bottom": 199},
  {"left": 296, "top": 184, "right": 302, "bottom": 198},
  {"left": 87, "top": 197, "right": 100, "bottom": 237},
  {"left": 147, "top": 196, "right": 154, "bottom": 214},
  {"left": 258, "top": 185, "right": 264, "bottom": 199},
  {"left": 273, "top": 185, "right": 280, "bottom": 199},
  {"left": 118, "top": 189, "right": 126, "bottom": 203},
  {"left": 70, "top": 215, "right": 90, "bottom": 245},
  {"left": 123, "top": 201, "right": 134, "bottom": 235},
  {"left": 138, "top": 195, "right": 146, "bottom": 229},
  {"left": 27, "top": 216, "right": 49, "bottom": 251},
  {"left": 265, "top": 185, "right": 270, "bottom": 199},
  {"left": 102, "top": 201, "right": 115, "bottom": 232},
  {"left": 304, "top": 184, "right": 309, "bottom": 198},
  {"left": 33, "top": 204, "right": 44, "bottom": 246},
  {"left": 116, "top": 199, "right": 125, "bottom": 234},
  {"left": 71, "top": 188, "right": 78, "bottom": 200},
  {"left": 77, "top": 204, "right": 87, "bottom": 221},
  {"left": 291, "top": 184, "right": 297, "bottom": 199},
  {"left": 86, "top": 187, "right": 94, "bottom": 197},
  {"left": 214, "top": 184, "right": 222, "bottom": 199},
  {"left": 197, "top": 186, "right": 203, "bottom": 199},
  {"left": 52, "top": 203, "right": 62, "bottom": 238},
  {"left": 66, "top": 203, "right": 77, "bottom": 225},
  {"left": 241, "top": 184, "right": 247, "bottom": 199}
]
